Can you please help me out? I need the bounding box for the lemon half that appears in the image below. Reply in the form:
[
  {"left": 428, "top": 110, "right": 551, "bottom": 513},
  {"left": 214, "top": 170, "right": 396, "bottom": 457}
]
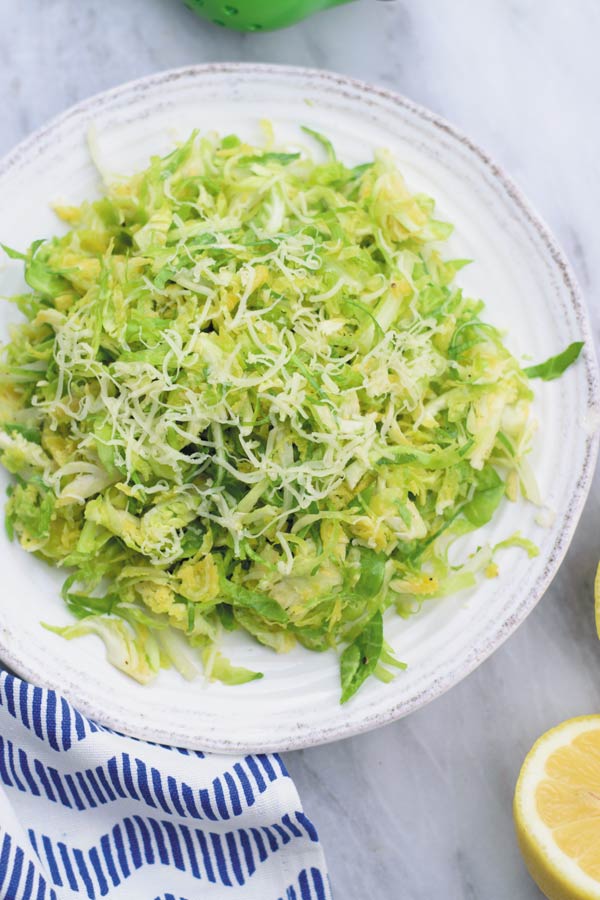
[
  {"left": 594, "top": 561, "right": 600, "bottom": 639},
  {"left": 515, "top": 717, "right": 600, "bottom": 899}
]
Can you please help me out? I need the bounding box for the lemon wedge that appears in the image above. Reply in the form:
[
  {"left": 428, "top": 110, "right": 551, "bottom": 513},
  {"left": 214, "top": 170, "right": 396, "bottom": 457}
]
[{"left": 515, "top": 717, "right": 600, "bottom": 899}]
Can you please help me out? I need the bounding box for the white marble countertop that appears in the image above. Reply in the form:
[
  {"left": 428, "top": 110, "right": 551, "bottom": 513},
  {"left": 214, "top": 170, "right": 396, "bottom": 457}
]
[{"left": 2, "top": 0, "right": 600, "bottom": 896}]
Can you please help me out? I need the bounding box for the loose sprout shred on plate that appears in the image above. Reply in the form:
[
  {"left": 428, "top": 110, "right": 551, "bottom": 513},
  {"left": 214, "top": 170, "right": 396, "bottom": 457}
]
[{"left": 0, "top": 125, "right": 582, "bottom": 701}]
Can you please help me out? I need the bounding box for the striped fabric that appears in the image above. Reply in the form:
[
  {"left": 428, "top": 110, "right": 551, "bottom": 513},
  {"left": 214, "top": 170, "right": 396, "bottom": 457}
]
[{"left": 0, "top": 673, "right": 331, "bottom": 899}]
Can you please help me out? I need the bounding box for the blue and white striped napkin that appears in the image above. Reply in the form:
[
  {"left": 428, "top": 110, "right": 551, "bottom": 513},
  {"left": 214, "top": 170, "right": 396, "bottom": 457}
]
[{"left": 0, "top": 673, "right": 331, "bottom": 900}]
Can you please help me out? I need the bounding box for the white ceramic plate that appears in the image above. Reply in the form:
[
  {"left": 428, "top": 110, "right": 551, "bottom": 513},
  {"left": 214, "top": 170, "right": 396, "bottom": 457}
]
[{"left": 0, "top": 64, "right": 597, "bottom": 753}]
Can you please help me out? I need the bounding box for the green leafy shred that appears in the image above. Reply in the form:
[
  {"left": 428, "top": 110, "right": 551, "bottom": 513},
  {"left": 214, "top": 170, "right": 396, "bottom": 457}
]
[
  {"left": 523, "top": 341, "right": 583, "bottom": 381},
  {"left": 340, "top": 610, "right": 384, "bottom": 703},
  {"left": 0, "top": 126, "right": 570, "bottom": 701}
]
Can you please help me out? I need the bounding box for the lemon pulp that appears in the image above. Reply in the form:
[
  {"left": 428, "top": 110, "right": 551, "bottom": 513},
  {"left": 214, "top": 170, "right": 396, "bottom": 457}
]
[{"left": 536, "top": 729, "right": 600, "bottom": 880}]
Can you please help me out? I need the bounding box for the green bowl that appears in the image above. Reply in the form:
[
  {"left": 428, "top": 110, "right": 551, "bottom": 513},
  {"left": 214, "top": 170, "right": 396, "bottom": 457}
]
[{"left": 184, "top": 0, "right": 354, "bottom": 32}]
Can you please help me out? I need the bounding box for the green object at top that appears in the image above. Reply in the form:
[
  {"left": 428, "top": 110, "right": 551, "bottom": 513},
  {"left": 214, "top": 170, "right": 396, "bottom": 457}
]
[{"left": 183, "top": 0, "right": 354, "bottom": 31}]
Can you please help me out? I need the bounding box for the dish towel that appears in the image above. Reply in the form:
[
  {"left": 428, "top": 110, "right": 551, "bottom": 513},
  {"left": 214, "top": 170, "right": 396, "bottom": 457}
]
[{"left": 0, "top": 672, "right": 331, "bottom": 900}]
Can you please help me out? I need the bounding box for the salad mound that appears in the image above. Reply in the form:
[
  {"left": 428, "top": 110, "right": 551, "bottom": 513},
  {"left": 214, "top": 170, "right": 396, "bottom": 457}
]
[{"left": 0, "top": 127, "right": 555, "bottom": 701}]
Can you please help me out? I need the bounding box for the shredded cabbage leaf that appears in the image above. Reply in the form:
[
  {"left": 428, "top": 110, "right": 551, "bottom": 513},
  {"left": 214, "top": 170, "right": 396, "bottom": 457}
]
[{"left": 0, "top": 127, "right": 578, "bottom": 701}]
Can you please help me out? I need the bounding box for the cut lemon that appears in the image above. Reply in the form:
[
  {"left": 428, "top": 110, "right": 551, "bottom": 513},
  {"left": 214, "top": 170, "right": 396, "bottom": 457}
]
[
  {"left": 514, "top": 717, "right": 600, "bottom": 899},
  {"left": 594, "top": 562, "right": 600, "bottom": 639}
]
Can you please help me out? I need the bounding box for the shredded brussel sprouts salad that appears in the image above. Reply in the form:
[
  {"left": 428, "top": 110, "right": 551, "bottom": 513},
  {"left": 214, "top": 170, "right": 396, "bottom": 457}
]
[{"left": 0, "top": 126, "right": 583, "bottom": 701}]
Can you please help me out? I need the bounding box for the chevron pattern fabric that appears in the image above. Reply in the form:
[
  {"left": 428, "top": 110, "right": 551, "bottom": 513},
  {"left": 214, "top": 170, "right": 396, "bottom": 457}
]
[{"left": 0, "top": 673, "right": 331, "bottom": 900}]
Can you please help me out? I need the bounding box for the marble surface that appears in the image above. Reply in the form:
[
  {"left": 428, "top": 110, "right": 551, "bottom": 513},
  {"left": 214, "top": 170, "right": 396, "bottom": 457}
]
[{"left": 2, "top": 0, "right": 600, "bottom": 896}]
